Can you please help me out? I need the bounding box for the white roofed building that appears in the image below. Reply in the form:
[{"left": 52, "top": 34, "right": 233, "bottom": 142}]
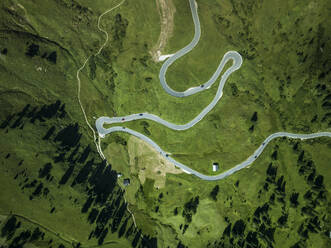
[{"left": 212, "top": 162, "right": 219, "bottom": 172}]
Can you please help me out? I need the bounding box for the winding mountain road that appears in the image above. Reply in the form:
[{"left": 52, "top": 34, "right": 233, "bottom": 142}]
[{"left": 96, "top": 0, "right": 331, "bottom": 181}]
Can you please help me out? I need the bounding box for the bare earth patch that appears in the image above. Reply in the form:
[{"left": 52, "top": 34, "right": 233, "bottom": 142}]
[
  {"left": 150, "top": 0, "right": 176, "bottom": 62},
  {"left": 128, "top": 136, "right": 182, "bottom": 188}
]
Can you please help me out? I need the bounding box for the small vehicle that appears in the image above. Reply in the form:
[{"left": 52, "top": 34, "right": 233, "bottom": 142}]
[
  {"left": 122, "top": 118, "right": 125, "bottom": 121},
  {"left": 139, "top": 113, "right": 143, "bottom": 116}
]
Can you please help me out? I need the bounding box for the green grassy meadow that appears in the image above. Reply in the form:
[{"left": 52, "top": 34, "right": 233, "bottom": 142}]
[
  {"left": 96, "top": 0, "right": 331, "bottom": 175},
  {"left": 0, "top": 0, "right": 330, "bottom": 247}
]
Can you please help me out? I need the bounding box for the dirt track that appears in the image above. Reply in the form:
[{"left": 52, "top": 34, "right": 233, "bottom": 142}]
[{"left": 150, "top": 0, "right": 175, "bottom": 61}]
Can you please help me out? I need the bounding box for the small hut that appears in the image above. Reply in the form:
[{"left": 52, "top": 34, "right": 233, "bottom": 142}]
[
  {"left": 212, "top": 162, "right": 219, "bottom": 172},
  {"left": 123, "top": 178, "right": 130, "bottom": 186}
]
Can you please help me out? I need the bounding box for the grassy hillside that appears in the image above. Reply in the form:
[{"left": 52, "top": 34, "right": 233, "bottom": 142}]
[
  {"left": 99, "top": 0, "right": 331, "bottom": 247},
  {"left": 0, "top": 0, "right": 330, "bottom": 247},
  {"left": 0, "top": 0, "right": 161, "bottom": 247},
  {"left": 96, "top": 0, "right": 331, "bottom": 176}
]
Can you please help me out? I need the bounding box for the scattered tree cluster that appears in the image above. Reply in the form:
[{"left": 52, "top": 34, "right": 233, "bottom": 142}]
[
  {"left": 207, "top": 141, "right": 329, "bottom": 248},
  {"left": 210, "top": 185, "right": 219, "bottom": 201},
  {"left": 25, "top": 43, "right": 57, "bottom": 64},
  {"left": 112, "top": 14, "right": 129, "bottom": 51},
  {"left": 0, "top": 216, "right": 66, "bottom": 248},
  {"left": 178, "top": 196, "right": 200, "bottom": 235},
  {"left": 0, "top": 101, "right": 66, "bottom": 131},
  {"left": 249, "top": 111, "right": 258, "bottom": 132}
]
